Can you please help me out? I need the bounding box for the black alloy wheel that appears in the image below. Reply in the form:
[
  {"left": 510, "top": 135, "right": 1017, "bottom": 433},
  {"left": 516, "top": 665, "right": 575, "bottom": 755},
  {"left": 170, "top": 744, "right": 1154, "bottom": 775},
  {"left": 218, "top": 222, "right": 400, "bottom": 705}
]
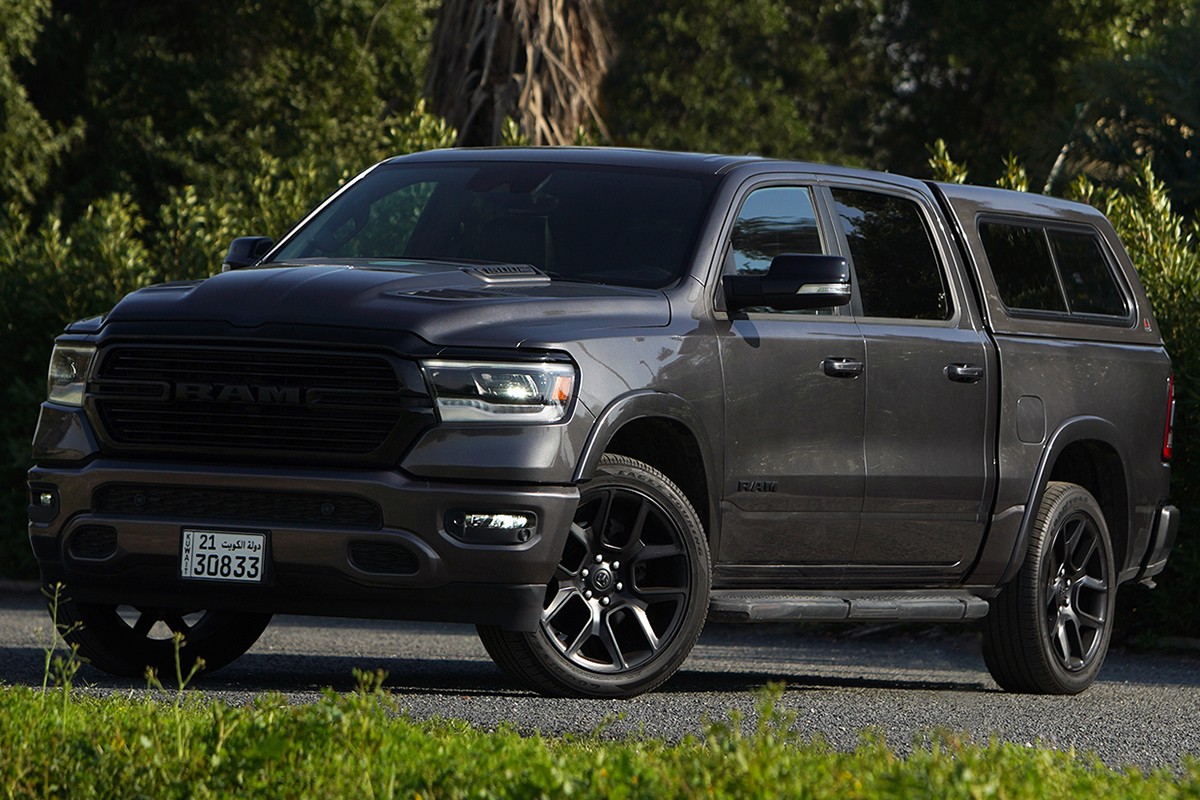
[
  {"left": 49, "top": 593, "right": 271, "bottom": 679},
  {"left": 478, "top": 454, "right": 711, "bottom": 698},
  {"left": 983, "top": 481, "right": 1117, "bottom": 694}
]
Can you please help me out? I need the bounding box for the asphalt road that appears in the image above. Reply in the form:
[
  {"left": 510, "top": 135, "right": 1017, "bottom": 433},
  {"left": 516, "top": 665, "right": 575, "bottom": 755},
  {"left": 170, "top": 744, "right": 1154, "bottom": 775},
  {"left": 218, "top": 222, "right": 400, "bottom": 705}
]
[{"left": 2, "top": 587, "right": 1198, "bottom": 770}]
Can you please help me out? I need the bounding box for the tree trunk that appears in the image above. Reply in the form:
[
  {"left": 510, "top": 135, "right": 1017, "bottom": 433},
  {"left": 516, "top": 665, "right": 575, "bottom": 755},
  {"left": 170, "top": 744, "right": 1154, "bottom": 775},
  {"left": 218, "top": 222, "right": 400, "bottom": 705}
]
[{"left": 425, "top": 0, "right": 611, "bottom": 146}]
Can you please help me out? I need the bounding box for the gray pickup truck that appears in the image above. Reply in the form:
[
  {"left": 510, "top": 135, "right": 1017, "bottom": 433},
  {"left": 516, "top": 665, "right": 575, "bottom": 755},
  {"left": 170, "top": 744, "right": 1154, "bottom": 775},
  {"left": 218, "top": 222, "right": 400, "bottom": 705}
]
[{"left": 29, "top": 148, "right": 1178, "bottom": 698}]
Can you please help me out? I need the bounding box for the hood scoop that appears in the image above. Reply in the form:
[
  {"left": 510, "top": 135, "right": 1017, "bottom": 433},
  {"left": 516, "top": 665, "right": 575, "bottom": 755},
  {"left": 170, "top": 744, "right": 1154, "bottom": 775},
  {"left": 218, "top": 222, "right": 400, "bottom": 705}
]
[
  {"left": 387, "top": 264, "right": 551, "bottom": 300},
  {"left": 462, "top": 264, "right": 551, "bottom": 284}
]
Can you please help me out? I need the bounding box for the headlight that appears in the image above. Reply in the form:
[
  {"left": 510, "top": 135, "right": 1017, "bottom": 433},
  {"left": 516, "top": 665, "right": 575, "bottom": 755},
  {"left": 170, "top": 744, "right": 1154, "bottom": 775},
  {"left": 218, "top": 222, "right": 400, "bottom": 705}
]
[
  {"left": 422, "top": 360, "right": 575, "bottom": 423},
  {"left": 46, "top": 343, "right": 96, "bottom": 407}
]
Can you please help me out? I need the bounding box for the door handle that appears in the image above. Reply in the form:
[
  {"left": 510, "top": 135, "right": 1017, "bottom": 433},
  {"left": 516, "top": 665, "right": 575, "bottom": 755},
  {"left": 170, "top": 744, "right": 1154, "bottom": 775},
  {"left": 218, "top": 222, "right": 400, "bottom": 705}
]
[
  {"left": 822, "top": 357, "right": 864, "bottom": 378},
  {"left": 945, "top": 363, "right": 984, "bottom": 383}
]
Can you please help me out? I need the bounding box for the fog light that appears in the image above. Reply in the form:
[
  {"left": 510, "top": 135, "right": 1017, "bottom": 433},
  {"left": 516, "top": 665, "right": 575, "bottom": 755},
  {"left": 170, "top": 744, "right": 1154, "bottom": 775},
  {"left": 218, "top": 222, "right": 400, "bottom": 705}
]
[
  {"left": 445, "top": 511, "right": 537, "bottom": 545},
  {"left": 28, "top": 484, "right": 59, "bottom": 524}
]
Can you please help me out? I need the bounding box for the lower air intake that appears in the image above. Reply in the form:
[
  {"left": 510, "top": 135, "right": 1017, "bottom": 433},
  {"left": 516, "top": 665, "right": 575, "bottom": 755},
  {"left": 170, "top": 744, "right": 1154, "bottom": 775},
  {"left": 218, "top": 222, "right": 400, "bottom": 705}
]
[
  {"left": 69, "top": 526, "right": 119, "bottom": 560},
  {"left": 347, "top": 540, "right": 419, "bottom": 576}
]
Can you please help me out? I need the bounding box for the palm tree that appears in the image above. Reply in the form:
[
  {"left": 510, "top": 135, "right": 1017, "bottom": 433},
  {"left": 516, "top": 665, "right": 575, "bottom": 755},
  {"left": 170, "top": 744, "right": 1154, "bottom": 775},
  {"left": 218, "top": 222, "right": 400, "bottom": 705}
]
[{"left": 425, "top": 0, "right": 612, "bottom": 146}]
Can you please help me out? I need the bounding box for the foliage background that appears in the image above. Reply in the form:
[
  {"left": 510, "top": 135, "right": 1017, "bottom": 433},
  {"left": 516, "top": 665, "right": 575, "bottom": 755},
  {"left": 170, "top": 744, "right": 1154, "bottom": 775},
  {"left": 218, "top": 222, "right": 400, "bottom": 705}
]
[{"left": 1, "top": 0, "right": 1196, "bottom": 633}]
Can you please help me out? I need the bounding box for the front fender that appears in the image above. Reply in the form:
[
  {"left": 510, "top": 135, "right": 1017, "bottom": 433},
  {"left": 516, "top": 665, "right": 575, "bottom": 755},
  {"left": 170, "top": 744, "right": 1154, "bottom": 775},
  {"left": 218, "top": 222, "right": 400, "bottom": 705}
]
[{"left": 572, "top": 390, "right": 720, "bottom": 544}]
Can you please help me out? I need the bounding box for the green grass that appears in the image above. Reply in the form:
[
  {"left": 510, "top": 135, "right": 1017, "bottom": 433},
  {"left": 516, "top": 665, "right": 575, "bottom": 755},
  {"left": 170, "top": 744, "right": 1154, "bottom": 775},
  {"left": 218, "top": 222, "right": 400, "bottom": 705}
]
[{"left": 1, "top": 676, "right": 1196, "bottom": 800}]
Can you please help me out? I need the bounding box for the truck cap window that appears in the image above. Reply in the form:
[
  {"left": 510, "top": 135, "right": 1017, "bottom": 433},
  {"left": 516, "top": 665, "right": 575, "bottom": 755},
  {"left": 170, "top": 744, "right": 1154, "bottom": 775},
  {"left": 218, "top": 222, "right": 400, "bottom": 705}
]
[
  {"left": 270, "top": 162, "right": 717, "bottom": 289},
  {"left": 979, "top": 221, "right": 1128, "bottom": 319}
]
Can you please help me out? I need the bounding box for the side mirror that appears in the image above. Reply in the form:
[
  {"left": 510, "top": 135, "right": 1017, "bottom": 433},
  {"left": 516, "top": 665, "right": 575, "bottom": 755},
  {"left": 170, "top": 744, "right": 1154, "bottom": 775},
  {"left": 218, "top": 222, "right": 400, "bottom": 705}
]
[
  {"left": 221, "top": 237, "right": 275, "bottom": 272},
  {"left": 722, "top": 254, "right": 851, "bottom": 312}
]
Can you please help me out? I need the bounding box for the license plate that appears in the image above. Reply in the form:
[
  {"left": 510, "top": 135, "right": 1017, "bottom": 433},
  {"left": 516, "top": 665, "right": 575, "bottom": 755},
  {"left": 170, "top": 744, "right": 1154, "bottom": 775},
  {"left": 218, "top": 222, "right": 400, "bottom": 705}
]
[{"left": 180, "top": 529, "right": 266, "bottom": 583}]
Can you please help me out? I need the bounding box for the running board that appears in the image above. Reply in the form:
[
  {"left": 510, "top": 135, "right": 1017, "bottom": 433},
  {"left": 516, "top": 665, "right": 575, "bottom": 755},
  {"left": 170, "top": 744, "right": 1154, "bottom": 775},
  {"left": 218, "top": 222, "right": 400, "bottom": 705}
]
[{"left": 708, "top": 590, "right": 990, "bottom": 623}]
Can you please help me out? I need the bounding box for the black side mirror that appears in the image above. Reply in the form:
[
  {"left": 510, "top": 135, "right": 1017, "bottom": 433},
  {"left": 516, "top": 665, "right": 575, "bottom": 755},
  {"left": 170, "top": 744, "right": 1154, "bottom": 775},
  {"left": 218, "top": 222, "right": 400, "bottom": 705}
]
[
  {"left": 221, "top": 237, "right": 275, "bottom": 272},
  {"left": 722, "top": 254, "right": 851, "bottom": 312}
]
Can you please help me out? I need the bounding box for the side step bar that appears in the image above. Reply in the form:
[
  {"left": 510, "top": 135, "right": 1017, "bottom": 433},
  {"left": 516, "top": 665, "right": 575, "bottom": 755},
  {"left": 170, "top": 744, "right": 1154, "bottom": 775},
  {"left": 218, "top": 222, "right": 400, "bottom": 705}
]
[{"left": 708, "top": 590, "right": 990, "bottom": 623}]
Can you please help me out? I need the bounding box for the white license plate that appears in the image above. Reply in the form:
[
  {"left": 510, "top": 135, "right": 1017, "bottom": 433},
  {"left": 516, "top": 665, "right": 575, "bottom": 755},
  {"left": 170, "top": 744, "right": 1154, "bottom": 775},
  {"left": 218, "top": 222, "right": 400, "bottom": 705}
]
[{"left": 180, "top": 529, "right": 266, "bottom": 583}]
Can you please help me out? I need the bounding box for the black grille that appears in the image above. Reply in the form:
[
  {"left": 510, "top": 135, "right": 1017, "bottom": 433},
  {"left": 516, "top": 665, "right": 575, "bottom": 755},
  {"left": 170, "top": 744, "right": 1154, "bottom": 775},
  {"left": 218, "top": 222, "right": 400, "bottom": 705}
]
[
  {"left": 89, "top": 345, "right": 428, "bottom": 460},
  {"left": 348, "top": 541, "right": 420, "bottom": 575},
  {"left": 94, "top": 485, "right": 383, "bottom": 529},
  {"left": 69, "top": 526, "right": 118, "bottom": 560}
]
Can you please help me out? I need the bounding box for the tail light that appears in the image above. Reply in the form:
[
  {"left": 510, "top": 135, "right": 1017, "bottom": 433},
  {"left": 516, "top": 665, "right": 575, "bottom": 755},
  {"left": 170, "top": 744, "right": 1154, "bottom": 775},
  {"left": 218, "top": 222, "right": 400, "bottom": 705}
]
[{"left": 1163, "top": 373, "right": 1176, "bottom": 462}]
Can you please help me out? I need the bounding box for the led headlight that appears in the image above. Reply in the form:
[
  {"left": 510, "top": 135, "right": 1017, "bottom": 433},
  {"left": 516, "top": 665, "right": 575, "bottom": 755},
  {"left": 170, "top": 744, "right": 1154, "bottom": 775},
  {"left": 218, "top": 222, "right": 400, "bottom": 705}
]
[
  {"left": 46, "top": 343, "right": 96, "bottom": 407},
  {"left": 422, "top": 360, "right": 575, "bottom": 423}
]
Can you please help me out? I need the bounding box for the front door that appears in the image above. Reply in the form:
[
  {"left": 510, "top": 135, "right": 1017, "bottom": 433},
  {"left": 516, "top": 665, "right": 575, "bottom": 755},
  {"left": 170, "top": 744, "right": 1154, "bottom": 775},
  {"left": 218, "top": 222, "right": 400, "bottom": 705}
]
[{"left": 715, "top": 183, "right": 866, "bottom": 584}]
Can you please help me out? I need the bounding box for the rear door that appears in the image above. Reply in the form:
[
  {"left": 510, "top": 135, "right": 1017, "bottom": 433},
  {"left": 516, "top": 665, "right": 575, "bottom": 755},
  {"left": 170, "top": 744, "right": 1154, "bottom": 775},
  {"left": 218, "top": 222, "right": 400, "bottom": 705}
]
[{"left": 822, "top": 181, "right": 995, "bottom": 583}]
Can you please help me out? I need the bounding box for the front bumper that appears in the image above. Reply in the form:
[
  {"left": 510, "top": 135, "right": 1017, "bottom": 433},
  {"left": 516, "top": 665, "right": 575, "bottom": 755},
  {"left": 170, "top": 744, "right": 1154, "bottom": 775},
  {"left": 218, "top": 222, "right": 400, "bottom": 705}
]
[{"left": 28, "top": 458, "right": 578, "bottom": 631}]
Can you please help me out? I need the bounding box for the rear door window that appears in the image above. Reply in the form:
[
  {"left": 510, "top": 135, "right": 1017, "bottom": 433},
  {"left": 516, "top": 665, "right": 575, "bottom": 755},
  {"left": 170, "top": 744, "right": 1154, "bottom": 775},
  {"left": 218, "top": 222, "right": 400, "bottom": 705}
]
[{"left": 830, "top": 188, "right": 952, "bottom": 321}]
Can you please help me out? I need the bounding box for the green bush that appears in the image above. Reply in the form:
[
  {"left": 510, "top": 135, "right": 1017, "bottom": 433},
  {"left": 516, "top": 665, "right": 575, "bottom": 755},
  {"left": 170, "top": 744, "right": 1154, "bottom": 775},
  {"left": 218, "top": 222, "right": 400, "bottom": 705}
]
[
  {"left": 1072, "top": 163, "right": 1200, "bottom": 501},
  {"left": 1072, "top": 163, "right": 1200, "bottom": 636}
]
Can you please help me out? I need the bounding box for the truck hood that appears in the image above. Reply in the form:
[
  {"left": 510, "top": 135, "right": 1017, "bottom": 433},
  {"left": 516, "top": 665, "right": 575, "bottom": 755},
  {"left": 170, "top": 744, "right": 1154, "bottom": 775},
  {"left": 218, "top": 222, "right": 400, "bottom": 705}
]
[{"left": 103, "top": 263, "right": 672, "bottom": 347}]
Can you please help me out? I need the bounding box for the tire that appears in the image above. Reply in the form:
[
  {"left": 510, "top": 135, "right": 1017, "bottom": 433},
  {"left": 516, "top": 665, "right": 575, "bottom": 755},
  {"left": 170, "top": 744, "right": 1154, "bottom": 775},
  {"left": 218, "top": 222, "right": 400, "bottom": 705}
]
[
  {"left": 983, "top": 481, "right": 1117, "bottom": 694},
  {"left": 48, "top": 591, "right": 272, "bottom": 679},
  {"left": 478, "top": 454, "right": 711, "bottom": 698}
]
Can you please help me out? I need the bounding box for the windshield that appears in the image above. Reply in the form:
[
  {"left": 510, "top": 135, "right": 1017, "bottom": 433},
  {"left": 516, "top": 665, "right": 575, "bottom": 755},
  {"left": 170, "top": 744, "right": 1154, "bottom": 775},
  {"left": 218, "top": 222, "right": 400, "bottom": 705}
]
[{"left": 269, "top": 161, "right": 718, "bottom": 289}]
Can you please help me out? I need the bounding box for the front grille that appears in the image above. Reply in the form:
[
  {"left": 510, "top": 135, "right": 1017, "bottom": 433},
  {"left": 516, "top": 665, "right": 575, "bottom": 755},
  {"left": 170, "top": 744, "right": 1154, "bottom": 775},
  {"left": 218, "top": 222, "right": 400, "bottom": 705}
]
[
  {"left": 95, "top": 485, "right": 383, "bottom": 529},
  {"left": 88, "top": 345, "right": 431, "bottom": 461}
]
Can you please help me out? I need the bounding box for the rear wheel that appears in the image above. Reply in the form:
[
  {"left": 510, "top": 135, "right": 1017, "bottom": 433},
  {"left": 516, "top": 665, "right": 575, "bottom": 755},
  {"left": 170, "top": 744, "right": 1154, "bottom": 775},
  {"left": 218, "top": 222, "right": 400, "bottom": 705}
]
[
  {"left": 478, "top": 454, "right": 710, "bottom": 698},
  {"left": 983, "top": 481, "right": 1116, "bottom": 694},
  {"left": 49, "top": 592, "right": 271, "bottom": 679}
]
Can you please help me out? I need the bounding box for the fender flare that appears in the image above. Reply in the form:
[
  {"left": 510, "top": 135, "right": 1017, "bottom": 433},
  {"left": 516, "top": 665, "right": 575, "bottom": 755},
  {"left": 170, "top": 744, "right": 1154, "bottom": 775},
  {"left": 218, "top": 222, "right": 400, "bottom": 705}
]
[{"left": 997, "top": 415, "right": 1133, "bottom": 586}]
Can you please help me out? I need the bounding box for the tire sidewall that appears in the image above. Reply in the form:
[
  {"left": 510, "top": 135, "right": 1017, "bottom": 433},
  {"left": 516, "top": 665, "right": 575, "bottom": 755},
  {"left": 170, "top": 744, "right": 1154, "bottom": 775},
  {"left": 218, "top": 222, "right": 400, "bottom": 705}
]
[{"left": 1027, "top": 484, "right": 1116, "bottom": 694}]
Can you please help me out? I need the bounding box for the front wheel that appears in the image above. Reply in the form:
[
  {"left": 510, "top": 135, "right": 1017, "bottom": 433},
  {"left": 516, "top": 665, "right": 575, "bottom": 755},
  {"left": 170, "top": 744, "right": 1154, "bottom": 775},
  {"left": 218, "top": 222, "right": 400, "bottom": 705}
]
[
  {"left": 49, "top": 591, "right": 272, "bottom": 679},
  {"left": 479, "top": 454, "right": 711, "bottom": 698},
  {"left": 983, "top": 481, "right": 1116, "bottom": 694}
]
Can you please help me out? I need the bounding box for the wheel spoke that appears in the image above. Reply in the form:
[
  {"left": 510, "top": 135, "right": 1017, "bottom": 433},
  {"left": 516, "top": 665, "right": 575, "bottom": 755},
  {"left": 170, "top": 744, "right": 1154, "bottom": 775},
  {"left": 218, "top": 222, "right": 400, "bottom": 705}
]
[
  {"left": 599, "top": 618, "right": 629, "bottom": 670},
  {"left": 1076, "top": 606, "right": 1105, "bottom": 630},
  {"left": 1055, "top": 614, "right": 1074, "bottom": 661},
  {"left": 543, "top": 585, "right": 578, "bottom": 622},
  {"left": 591, "top": 490, "right": 615, "bottom": 546},
  {"left": 627, "top": 498, "right": 652, "bottom": 548},
  {"left": 131, "top": 608, "right": 158, "bottom": 638},
  {"left": 630, "top": 542, "right": 688, "bottom": 597},
  {"left": 1072, "top": 532, "right": 1100, "bottom": 576},
  {"left": 1077, "top": 574, "right": 1108, "bottom": 593},
  {"left": 635, "top": 586, "right": 688, "bottom": 600},
  {"left": 563, "top": 604, "right": 601, "bottom": 658},
  {"left": 633, "top": 543, "right": 685, "bottom": 564},
  {"left": 627, "top": 604, "right": 662, "bottom": 652},
  {"left": 1062, "top": 519, "right": 1084, "bottom": 562}
]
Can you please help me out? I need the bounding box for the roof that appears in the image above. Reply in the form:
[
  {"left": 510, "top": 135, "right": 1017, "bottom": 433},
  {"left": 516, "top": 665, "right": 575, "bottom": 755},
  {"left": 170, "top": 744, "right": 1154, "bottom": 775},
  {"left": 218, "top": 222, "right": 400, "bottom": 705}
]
[{"left": 386, "top": 146, "right": 762, "bottom": 175}]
